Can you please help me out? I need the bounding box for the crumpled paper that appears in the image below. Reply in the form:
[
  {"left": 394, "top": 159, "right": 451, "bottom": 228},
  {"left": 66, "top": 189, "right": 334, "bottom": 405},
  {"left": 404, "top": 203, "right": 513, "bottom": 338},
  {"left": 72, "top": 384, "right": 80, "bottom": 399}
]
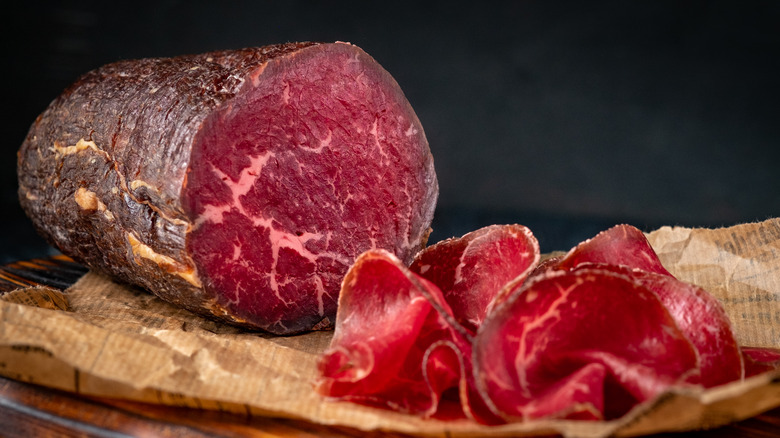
[{"left": 1, "top": 219, "right": 780, "bottom": 438}]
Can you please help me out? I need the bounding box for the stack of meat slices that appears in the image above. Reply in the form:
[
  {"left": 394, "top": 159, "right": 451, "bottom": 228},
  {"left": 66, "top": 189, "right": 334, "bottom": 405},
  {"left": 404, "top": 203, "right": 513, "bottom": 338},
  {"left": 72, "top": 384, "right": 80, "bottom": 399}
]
[{"left": 316, "top": 224, "right": 780, "bottom": 423}]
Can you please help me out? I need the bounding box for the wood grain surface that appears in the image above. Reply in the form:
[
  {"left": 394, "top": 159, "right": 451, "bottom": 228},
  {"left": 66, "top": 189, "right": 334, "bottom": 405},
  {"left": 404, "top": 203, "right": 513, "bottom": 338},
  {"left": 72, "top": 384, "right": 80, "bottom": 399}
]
[{"left": 0, "top": 256, "right": 778, "bottom": 438}]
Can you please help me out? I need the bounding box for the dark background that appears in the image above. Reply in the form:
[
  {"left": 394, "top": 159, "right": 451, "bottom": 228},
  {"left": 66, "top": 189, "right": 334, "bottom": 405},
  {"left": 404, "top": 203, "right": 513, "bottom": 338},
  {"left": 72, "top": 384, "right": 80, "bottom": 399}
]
[{"left": 4, "top": 1, "right": 779, "bottom": 262}]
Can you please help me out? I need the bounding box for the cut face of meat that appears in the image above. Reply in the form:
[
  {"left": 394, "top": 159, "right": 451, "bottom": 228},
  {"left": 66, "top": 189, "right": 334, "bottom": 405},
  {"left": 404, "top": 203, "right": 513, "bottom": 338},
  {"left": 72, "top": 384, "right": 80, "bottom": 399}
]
[
  {"left": 410, "top": 224, "right": 540, "bottom": 332},
  {"left": 473, "top": 268, "right": 699, "bottom": 421},
  {"left": 181, "top": 44, "right": 436, "bottom": 333},
  {"left": 555, "top": 224, "right": 672, "bottom": 276},
  {"left": 315, "top": 250, "right": 467, "bottom": 416}
]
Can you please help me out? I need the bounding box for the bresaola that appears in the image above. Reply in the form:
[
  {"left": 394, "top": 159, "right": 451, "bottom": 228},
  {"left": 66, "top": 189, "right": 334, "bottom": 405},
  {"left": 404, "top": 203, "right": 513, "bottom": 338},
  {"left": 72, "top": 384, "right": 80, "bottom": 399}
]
[
  {"left": 409, "top": 224, "right": 540, "bottom": 333},
  {"left": 316, "top": 224, "right": 780, "bottom": 423},
  {"left": 474, "top": 268, "right": 699, "bottom": 421},
  {"left": 18, "top": 42, "right": 437, "bottom": 334},
  {"left": 317, "top": 224, "right": 540, "bottom": 422},
  {"left": 315, "top": 250, "right": 469, "bottom": 417}
]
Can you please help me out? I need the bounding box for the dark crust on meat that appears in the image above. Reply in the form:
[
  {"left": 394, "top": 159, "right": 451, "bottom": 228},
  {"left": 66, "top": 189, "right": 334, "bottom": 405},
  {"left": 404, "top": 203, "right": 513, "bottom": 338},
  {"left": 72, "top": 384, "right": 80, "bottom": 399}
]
[{"left": 17, "top": 42, "right": 318, "bottom": 322}]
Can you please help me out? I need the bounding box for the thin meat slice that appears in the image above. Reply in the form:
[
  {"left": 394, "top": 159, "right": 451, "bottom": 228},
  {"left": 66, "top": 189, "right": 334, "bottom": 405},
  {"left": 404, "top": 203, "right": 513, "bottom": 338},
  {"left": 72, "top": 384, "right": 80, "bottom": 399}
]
[
  {"left": 529, "top": 254, "right": 563, "bottom": 278},
  {"left": 571, "top": 263, "right": 743, "bottom": 387},
  {"left": 473, "top": 268, "right": 699, "bottom": 421},
  {"left": 410, "top": 224, "right": 540, "bottom": 332},
  {"left": 421, "top": 340, "right": 470, "bottom": 420},
  {"left": 18, "top": 42, "right": 437, "bottom": 334},
  {"left": 549, "top": 223, "right": 742, "bottom": 386},
  {"left": 315, "top": 250, "right": 467, "bottom": 417},
  {"left": 555, "top": 224, "right": 672, "bottom": 276},
  {"left": 420, "top": 337, "right": 505, "bottom": 424},
  {"left": 742, "top": 347, "right": 780, "bottom": 378},
  {"left": 625, "top": 269, "right": 742, "bottom": 387}
]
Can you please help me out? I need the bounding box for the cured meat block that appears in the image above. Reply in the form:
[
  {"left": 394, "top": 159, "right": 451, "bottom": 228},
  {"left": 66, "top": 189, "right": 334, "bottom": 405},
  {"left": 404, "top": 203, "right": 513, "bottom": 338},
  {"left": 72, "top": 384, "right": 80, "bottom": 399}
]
[
  {"left": 17, "top": 42, "right": 437, "bottom": 334},
  {"left": 473, "top": 268, "right": 699, "bottom": 421},
  {"left": 410, "top": 224, "right": 540, "bottom": 332}
]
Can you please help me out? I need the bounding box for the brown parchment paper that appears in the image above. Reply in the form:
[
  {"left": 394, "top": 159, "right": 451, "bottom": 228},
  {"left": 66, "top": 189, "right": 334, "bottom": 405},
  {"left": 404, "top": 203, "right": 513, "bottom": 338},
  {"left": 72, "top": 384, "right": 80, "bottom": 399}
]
[{"left": 2, "top": 219, "right": 780, "bottom": 438}]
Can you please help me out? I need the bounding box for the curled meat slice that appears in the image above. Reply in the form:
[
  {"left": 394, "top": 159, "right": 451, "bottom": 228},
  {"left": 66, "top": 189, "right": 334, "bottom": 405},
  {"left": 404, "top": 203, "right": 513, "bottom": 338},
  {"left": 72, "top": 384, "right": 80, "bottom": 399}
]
[
  {"left": 315, "top": 250, "right": 467, "bottom": 417},
  {"left": 570, "top": 263, "right": 743, "bottom": 387},
  {"left": 555, "top": 224, "right": 672, "bottom": 276},
  {"left": 473, "top": 268, "right": 699, "bottom": 421},
  {"left": 742, "top": 347, "right": 780, "bottom": 378},
  {"left": 528, "top": 254, "right": 563, "bottom": 278},
  {"left": 422, "top": 338, "right": 504, "bottom": 424},
  {"left": 627, "top": 270, "right": 743, "bottom": 387},
  {"left": 19, "top": 42, "right": 437, "bottom": 335},
  {"left": 410, "top": 224, "right": 540, "bottom": 332}
]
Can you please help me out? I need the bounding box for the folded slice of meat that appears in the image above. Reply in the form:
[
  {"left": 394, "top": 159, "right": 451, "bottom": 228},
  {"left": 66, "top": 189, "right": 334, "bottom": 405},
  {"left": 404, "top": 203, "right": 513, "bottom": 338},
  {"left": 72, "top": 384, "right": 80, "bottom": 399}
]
[
  {"left": 529, "top": 254, "right": 563, "bottom": 278},
  {"left": 410, "top": 224, "right": 540, "bottom": 332},
  {"left": 473, "top": 268, "right": 699, "bottom": 421},
  {"left": 315, "top": 250, "right": 468, "bottom": 417},
  {"left": 624, "top": 269, "right": 743, "bottom": 387},
  {"left": 555, "top": 224, "right": 672, "bottom": 276},
  {"left": 742, "top": 347, "right": 780, "bottom": 378},
  {"left": 567, "top": 263, "right": 743, "bottom": 387}
]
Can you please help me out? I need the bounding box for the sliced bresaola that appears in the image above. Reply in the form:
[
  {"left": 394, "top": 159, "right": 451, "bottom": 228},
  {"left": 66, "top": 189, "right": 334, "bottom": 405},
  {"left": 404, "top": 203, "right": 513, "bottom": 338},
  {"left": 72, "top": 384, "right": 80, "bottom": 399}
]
[
  {"left": 571, "top": 263, "right": 743, "bottom": 387},
  {"left": 424, "top": 339, "right": 505, "bottom": 425},
  {"left": 315, "top": 249, "right": 469, "bottom": 417},
  {"left": 554, "top": 224, "right": 672, "bottom": 276},
  {"left": 529, "top": 254, "right": 563, "bottom": 278},
  {"left": 473, "top": 268, "right": 699, "bottom": 421},
  {"left": 410, "top": 224, "right": 540, "bottom": 333},
  {"left": 546, "top": 224, "right": 742, "bottom": 386},
  {"left": 742, "top": 347, "right": 780, "bottom": 378},
  {"left": 622, "top": 269, "right": 742, "bottom": 387}
]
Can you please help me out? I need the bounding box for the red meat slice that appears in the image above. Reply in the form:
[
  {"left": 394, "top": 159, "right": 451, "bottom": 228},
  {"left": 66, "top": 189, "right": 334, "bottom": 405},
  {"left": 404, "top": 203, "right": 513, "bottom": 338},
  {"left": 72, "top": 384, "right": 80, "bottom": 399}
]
[
  {"left": 742, "top": 347, "right": 780, "bottom": 378},
  {"left": 568, "top": 263, "right": 743, "bottom": 387},
  {"left": 473, "top": 268, "right": 699, "bottom": 421},
  {"left": 421, "top": 337, "right": 506, "bottom": 424},
  {"left": 555, "top": 224, "right": 672, "bottom": 276},
  {"left": 529, "top": 254, "right": 563, "bottom": 278},
  {"left": 315, "top": 250, "right": 468, "bottom": 417},
  {"left": 627, "top": 270, "right": 743, "bottom": 387},
  {"left": 410, "top": 224, "right": 540, "bottom": 332}
]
